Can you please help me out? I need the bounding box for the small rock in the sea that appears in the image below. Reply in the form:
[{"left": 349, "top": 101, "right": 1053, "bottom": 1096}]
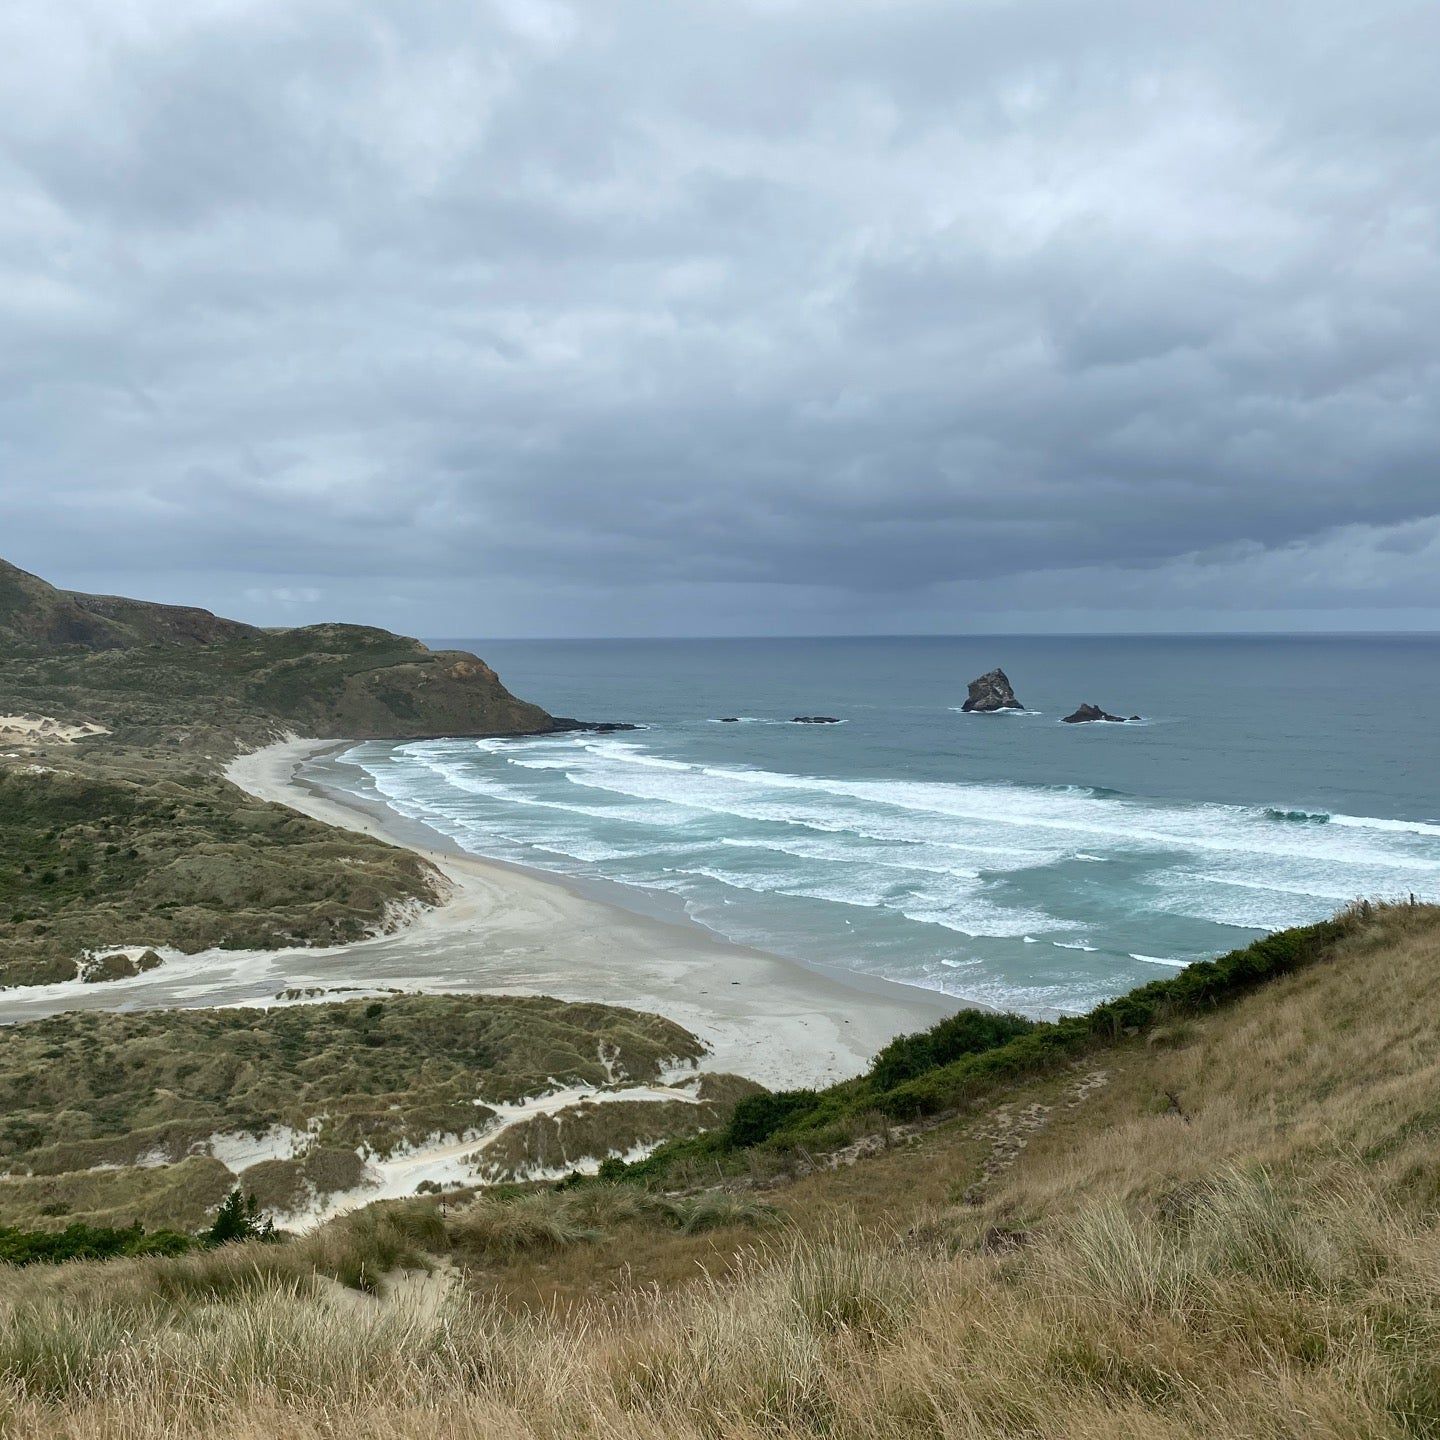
[
  {"left": 961, "top": 669, "right": 1023, "bottom": 712},
  {"left": 791, "top": 715, "right": 841, "bottom": 724},
  {"left": 1062, "top": 703, "right": 1133, "bottom": 724},
  {"left": 547, "top": 718, "right": 640, "bottom": 733},
  {"left": 718, "top": 717, "right": 741, "bottom": 723}
]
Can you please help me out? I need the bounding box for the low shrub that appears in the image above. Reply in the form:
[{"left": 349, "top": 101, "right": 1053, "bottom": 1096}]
[
  {"left": 867, "top": 1009, "right": 1036, "bottom": 1091},
  {"left": 0, "top": 1221, "right": 192, "bottom": 1266},
  {"left": 725, "top": 1090, "right": 823, "bottom": 1148},
  {"left": 875, "top": 917, "right": 1347, "bottom": 1121}
]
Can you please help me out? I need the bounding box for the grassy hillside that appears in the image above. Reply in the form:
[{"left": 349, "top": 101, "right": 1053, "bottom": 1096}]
[
  {"left": 0, "top": 558, "right": 258, "bottom": 653},
  {"left": 0, "top": 903, "right": 1435, "bottom": 1437},
  {"left": 0, "top": 556, "right": 552, "bottom": 747},
  {"left": 606, "top": 907, "right": 1357, "bottom": 1189}
]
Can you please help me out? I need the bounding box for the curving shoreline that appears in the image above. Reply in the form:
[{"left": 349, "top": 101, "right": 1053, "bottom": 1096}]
[{"left": 216, "top": 738, "right": 963, "bottom": 1090}]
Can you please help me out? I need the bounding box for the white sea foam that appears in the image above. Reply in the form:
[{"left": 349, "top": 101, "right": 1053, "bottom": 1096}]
[
  {"left": 339, "top": 728, "right": 1440, "bottom": 1016},
  {"left": 947, "top": 707, "right": 1044, "bottom": 716},
  {"left": 364, "top": 738, "right": 1440, "bottom": 899},
  {"left": 1129, "top": 953, "right": 1187, "bottom": 968},
  {"left": 551, "top": 740, "right": 1440, "bottom": 874},
  {"left": 661, "top": 862, "right": 1057, "bottom": 939},
  {"left": 1330, "top": 813, "right": 1440, "bottom": 838}
]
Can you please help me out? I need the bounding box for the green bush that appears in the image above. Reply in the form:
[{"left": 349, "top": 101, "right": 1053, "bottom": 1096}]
[
  {"left": 204, "top": 1189, "right": 275, "bottom": 1247},
  {"left": 0, "top": 1221, "right": 192, "bottom": 1266},
  {"left": 867, "top": 1010, "right": 1036, "bottom": 1092},
  {"left": 726, "top": 1090, "right": 823, "bottom": 1148},
  {"left": 874, "top": 918, "right": 1345, "bottom": 1122}
]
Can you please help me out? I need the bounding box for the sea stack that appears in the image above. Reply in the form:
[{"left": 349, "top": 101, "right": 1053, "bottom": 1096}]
[
  {"left": 961, "top": 668, "right": 1023, "bottom": 713},
  {"left": 1062, "top": 703, "right": 1133, "bottom": 724}
]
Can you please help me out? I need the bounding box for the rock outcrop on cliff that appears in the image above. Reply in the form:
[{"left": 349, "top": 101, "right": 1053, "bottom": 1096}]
[{"left": 961, "top": 669, "right": 1023, "bottom": 712}]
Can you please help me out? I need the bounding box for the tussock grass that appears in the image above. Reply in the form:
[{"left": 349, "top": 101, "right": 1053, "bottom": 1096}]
[
  {"left": 2, "top": 1168, "right": 1438, "bottom": 1437},
  {"left": 3, "top": 905, "right": 1437, "bottom": 1435},
  {"left": 444, "top": 1185, "right": 780, "bottom": 1260},
  {"left": 447, "top": 1191, "right": 604, "bottom": 1258},
  {"left": 664, "top": 1189, "right": 780, "bottom": 1235}
]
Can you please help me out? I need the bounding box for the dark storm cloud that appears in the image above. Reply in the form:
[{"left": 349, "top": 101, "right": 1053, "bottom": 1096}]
[{"left": 1, "top": 0, "right": 1437, "bottom": 633}]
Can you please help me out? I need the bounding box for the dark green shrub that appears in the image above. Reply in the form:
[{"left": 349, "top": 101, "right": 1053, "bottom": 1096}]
[
  {"left": 726, "top": 1089, "right": 823, "bottom": 1148},
  {"left": 874, "top": 918, "right": 1345, "bottom": 1122},
  {"left": 204, "top": 1189, "right": 275, "bottom": 1247},
  {"left": 868, "top": 1010, "right": 1036, "bottom": 1091},
  {"left": 0, "top": 1221, "right": 193, "bottom": 1266}
]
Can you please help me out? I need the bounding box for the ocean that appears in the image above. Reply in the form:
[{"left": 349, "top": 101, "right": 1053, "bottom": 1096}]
[{"left": 305, "top": 635, "right": 1440, "bottom": 1016}]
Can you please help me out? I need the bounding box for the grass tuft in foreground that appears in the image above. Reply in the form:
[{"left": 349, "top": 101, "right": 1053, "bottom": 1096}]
[{"left": 1, "top": 1168, "right": 1436, "bottom": 1437}]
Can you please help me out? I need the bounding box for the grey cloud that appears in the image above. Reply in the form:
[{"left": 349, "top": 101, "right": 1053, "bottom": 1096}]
[{"left": 0, "top": 0, "right": 1437, "bottom": 633}]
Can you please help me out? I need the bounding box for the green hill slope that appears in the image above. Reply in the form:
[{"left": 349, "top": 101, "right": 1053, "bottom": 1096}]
[
  {"left": 0, "top": 556, "right": 552, "bottom": 744},
  {"left": 0, "top": 556, "right": 259, "bottom": 652}
]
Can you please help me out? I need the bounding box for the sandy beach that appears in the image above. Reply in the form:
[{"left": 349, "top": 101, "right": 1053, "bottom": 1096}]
[
  {"left": 0, "top": 736, "right": 957, "bottom": 1089},
  {"left": 211, "top": 739, "right": 957, "bottom": 1089}
]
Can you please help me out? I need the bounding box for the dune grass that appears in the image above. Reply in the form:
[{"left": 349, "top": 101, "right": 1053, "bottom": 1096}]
[
  {"left": 0, "top": 1167, "right": 1436, "bottom": 1437},
  {"left": 0, "top": 761, "right": 441, "bottom": 986},
  {"left": 0, "top": 994, "right": 709, "bottom": 1231}
]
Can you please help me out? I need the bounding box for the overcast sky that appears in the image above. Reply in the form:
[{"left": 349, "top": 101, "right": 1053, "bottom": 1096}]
[{"left": 2, "top": 0, "right": 1437, "bottom": 637}]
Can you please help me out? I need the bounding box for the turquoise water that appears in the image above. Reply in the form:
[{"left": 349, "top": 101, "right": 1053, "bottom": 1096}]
[{"left": 319, "top": 636, "right": 1440, "bottom": 1015}]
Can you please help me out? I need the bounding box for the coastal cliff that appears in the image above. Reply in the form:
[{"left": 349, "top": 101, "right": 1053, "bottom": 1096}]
[{"left": 0, "top": 557, "right": 553, "bottom": 744}]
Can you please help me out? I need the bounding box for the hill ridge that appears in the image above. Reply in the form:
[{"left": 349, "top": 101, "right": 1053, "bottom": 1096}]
[{"left": 0, "top": 555, "right": 554, "bottom": 742}]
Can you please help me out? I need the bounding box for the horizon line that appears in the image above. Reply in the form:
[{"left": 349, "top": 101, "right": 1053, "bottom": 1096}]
[{"left": 423, "top": 629, "right": 1440, "bottom": 643}]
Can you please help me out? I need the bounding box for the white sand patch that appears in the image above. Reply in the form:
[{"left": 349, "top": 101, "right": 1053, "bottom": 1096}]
[
  {"left": 207, "top": 1126, "right": 312, "bottom": 1171},
  {"left": 0, "top": 714, "right": 108, "bottom": 744},
  {"left": 478, "top": 1080, "right": 705, "bottom": 1132}
]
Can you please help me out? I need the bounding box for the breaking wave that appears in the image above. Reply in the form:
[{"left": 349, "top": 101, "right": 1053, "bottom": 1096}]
[{"left": 330, "top": 728, "right": 1440, "bottom": 1016}]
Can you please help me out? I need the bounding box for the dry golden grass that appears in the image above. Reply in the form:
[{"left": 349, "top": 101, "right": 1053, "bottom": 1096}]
[
  {"left": 2, "top": 904, "right": 1439, "bottom": 1439},
  {"left": 971, "top": 899, "right": 1440, "bottom": 1226},
  {"left": 2, "top": 1167, "right": 1438, "bottom": 1438}
]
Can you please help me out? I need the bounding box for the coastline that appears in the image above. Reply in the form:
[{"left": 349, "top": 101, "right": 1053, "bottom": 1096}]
[{"left": 220, "top": 737, "right": 963, "bottom": 1089}]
